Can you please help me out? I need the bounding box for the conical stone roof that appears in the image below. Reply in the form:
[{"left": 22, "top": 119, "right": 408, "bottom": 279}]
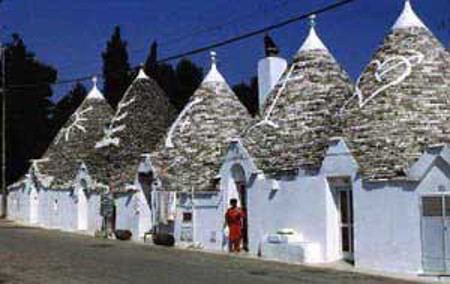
[
  {"left": 342, "top": 0, "right": 450, "bottom": 180},
  {"left": 150, "top": 52, "right": 251, "bottom": 192},
  {"left": 37, "top": 78, "right": 114, "bottom": 189},
  {"left": 89, "top": 69, "right": 176, "bottom": 190},
  {"left": 242, "top": 16, "right": 354, "bottom": 176}
]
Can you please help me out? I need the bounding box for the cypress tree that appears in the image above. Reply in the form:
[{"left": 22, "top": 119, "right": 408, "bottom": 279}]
[
  {"left": 0, "top": 33, "right": 57, "bottom": 185},
  {"left": 51, "top": 82, "right": 87, "bottom": 135},
  {"left": 144, "top": 41, "right": 158, "bottom": 79},
  {"left": 232, "top": 76, "right": 259, "bottom": 117},
  {"left": 102, "top": 25, "right": 131, "bottom": 109},
  {"left": 173, "top": 59, "right": 203, "bottom": 111}
]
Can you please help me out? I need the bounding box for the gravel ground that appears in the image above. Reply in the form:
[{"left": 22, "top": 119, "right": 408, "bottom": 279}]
[{"left": 0, "top": 219, "right": 424, "bottom": 284}]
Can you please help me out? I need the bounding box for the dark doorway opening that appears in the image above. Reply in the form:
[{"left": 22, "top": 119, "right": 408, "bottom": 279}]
[{"left": 231, "top": 164, "right": 248, "bottom": 252}]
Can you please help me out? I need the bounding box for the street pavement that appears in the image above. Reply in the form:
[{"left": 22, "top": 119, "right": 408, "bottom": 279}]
[{"left": 0, "top": 219, "right": 423, "bottom": 284}]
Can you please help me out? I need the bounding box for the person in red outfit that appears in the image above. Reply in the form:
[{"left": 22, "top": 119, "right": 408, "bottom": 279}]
[{"left": 225, "top": 198, "right": 245, "bottom": 253}]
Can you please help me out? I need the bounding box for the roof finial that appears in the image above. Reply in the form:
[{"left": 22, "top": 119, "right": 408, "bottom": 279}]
[
  {"left": 309, "top": 14, "right": 316, "bottom": 28},
  {"left": 392, "top": 0, "right": 427, "bottom": 30},
  {"left": 202, "top": 51, "right": 226, "bottom": 83},
  {"left": 298, "top": 14, "right": 328, "bottom": 53},
  {"left": 210, "top": 51, "right": 217, "bottom": 67},
  {"left": 136, "top": 64, "right": 149, "bottom": 80},
  {"left": 86, "top": 76, "right": 105, "bottom": 100}
]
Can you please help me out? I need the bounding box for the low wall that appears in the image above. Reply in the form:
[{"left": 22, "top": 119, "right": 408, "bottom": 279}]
[{"left": 248, "top": 176, "right": 331, "bottom": 263}]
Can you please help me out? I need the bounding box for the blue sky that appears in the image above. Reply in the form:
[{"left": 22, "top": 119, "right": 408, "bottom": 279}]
[{"left": 2, "top": 0, "right": 450, "bottom": 101}]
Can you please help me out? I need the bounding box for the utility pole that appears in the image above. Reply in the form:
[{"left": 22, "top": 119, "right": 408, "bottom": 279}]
[{"left": 1, "top": 41, "right": 7, "bottom": 218}]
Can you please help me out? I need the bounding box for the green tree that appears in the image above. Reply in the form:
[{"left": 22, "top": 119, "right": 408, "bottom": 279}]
[
  {"left": 173, "top": 59, "right": 203, "bottom": 111},
  {"left": 102, "top": 25, "right": 131, "bottom": 109},
  {"left": 143, "top": 42, "right": 204, "bottom": 112},
  {"left": 51, "top": 82, "right": 87, "bottom": 135},
  {"left": 144, "top": 41, "right": 158, "bottom": 79},
  {"left": 0, "top": 33, "right": 57, "bottom": 185},
  {"left": 233, "top": 76, "right": 259, "bottom": 116}
]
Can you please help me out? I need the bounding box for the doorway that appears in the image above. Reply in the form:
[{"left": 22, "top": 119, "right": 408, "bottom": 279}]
[
  {"left": 421, "top": 195, "right": 450, "bottom": 273},
  {"left": 231, "top": 164, "right": 248, "bottom": 252},
  {"left": 77, "top": 183, "right": 88, "bottom": 231},
  {"left": 338, "top": 188, "right": 354, "bottom": 261}
]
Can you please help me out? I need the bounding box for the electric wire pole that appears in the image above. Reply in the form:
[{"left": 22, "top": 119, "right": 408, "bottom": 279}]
[{"left": 1, "top": 41, "right": 7, "bottom": 218}]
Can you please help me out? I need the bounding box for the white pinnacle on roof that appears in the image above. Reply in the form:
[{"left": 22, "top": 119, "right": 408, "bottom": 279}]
[
  {"left": 392, "top": 0, "right": 427, "bottom": 30},
  {"left": 298, "top": 15, "right": 328, "bottom": 53},
  {"left": 202, "top": 51, "right": 226, "bottom": 83},
  {"left": 135, "top": 66, "right": 149, "bottom": 80},
  {"left": 86, "top": 76, "right": 105, "bottom": 100}
]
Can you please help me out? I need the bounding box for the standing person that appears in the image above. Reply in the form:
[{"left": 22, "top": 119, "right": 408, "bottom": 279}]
[{"left": 225, "top": 198, "right": 245, "bottom": 253}]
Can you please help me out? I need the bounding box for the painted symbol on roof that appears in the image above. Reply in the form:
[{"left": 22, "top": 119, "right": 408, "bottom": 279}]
[
  {"left": 96, "top": 95, "right": 136, "bottom": 148},
  {"left": 341, "top": 50, "right": 424, "bottom": 112},
  {"left": 55, "top": 106, "right": 93, "bottom": 145},
  {"left": 165, "top": 97, "right": 203, "bottom": 148},
  {"left": 247, "top": 63, "right": 302, "bottom": 134}
]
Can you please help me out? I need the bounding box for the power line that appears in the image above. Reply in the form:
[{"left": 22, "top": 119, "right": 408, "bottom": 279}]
[
  {"left": 7, "top": 0, "right": 356, "bottom": 90},
  {"left": 34, "top": 0, "right": 293, "bottom": 79}
]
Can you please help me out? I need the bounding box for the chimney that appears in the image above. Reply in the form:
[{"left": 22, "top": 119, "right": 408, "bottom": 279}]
[{"left": 257, "top": 35, "right": 287, "bottom": 112}]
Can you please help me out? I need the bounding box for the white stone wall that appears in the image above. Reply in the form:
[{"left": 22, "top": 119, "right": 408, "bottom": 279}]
[
  {"left": 247, "top": 177, "right": 333, "bottom": 263},
  {"left": 218, "top": 141, "right": 347, "bottom": 263},
  {"left": 6, "top": 184, "right": 103, "bottom": 235},
  {"left": 193, "top": 199, "right": 224, "bottom": 251},
  {"left": 86, "top": 194, "right": 102, "bottom": 234},
  {"left": 7, "top": 186, "right": 31, "bottom": 223},
  {"left": 354, "top": 180, "right": 421, "bottom": 274},
  {"left": 173, "top": 193, "right": 224, "bottom": 251},
  {"left": 115, "top": 190, "right": 152, "bottom": 241},
  {"left": 354, "top": 157, "right": 450, "bottom": 275}
]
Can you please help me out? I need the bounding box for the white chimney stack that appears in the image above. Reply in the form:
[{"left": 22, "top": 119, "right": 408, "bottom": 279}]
[{"left": 257, "top": 36, "right": 287, "bottom": 113}]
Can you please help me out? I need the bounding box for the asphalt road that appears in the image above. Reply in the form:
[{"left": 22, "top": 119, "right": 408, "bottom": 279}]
[{"left": 0, "top": 219, "right": 421, "bottom": 284}]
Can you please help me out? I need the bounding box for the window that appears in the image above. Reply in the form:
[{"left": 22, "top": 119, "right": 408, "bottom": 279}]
[
  {"left": 183, "top": 212, "right": 192, "bottom": 223},
  {"left": 422, "top": 196, "right": 443, "bottom": 217}
]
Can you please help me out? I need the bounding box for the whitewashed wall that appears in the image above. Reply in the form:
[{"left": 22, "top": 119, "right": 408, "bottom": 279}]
[
  {"left": 6, "top": 183, "right": 103, "bottom": 235},
  {"left": 217, "top": 140, "right": 351, "bottom": 263},
  {"left": 354, "top": 155, "right": 450, "bottom": 275},
  {"left": 193, "top": 194, "right": 224, "bottom": 251},
  {"left": 354, "top": 180, "right": 421, "bottom": 274},
  {"left": 248, "top": 177, "right": 333, "bottom": 262},
  {"left": 173, "top": 193, "right": 224, "bottom": 251},
  {"left": 7, "top": 185, "right": 31, "bottom": 223},
  {"left": 115, "top": 190, "right": 152, "bottom": 241},
  {"left": 38, "top": 190, "right": 75, "bottom": 230},
  {"left": 84, "top": 193, "right": 102, "bottom": 234}
]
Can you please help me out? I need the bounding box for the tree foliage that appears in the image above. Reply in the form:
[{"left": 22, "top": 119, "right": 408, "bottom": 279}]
[
  {"left": 102, "top": 25, "right": 131, "bottom": 109},
  {"left": 51, "top": 82, "right": 87, "bottom": 136},
  {"left": 0, "top": 33, "right": 57, "bottom": 185},
  {"left": 144, "top": 42, "right": 204, "bottom": 112},
  {"left": 232, "top": 76, "right": 259, "bottom": 117}
]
